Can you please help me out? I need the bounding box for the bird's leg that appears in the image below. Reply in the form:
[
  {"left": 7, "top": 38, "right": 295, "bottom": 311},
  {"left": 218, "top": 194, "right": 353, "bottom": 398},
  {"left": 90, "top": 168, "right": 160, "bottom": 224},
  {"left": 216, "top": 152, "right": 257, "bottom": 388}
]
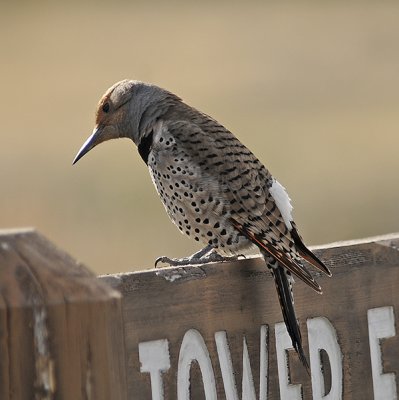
[{"left": 155, "top": 245, "right": 245, "bottom": 267}]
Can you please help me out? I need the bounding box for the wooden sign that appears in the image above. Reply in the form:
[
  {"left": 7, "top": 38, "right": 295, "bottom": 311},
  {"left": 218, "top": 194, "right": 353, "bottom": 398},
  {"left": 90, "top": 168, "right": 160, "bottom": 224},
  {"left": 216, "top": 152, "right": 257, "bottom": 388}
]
[
  {"left": 0, "top": 229, "right": 127, "bottom": 400},
  {"left": 2, "top": 229, "right": 398, "bottom": 399},
  {"left": 101, "top": 233, "right": 399, "bottom": 399}
]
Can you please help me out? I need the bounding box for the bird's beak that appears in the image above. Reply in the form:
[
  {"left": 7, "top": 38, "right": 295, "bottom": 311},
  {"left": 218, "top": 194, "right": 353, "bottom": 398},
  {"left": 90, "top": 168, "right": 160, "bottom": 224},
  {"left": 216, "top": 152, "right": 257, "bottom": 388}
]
[{"left": 72, "top": 126, "right": 103, "bottom": 165}]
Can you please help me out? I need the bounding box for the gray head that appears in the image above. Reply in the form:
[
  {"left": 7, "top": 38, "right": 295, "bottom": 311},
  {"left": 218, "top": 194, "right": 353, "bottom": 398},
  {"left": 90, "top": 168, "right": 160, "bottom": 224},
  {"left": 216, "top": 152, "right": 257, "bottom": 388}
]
[{"left": 73, "top": 80, "right": 180, "bottom": 164}]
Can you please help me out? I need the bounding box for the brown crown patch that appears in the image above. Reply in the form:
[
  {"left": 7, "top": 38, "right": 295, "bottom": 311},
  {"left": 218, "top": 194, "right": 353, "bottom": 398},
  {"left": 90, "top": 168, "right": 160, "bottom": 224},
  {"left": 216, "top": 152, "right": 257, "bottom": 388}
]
[{"left": 95, "top": 93, "right": 112, "bottom": 125}]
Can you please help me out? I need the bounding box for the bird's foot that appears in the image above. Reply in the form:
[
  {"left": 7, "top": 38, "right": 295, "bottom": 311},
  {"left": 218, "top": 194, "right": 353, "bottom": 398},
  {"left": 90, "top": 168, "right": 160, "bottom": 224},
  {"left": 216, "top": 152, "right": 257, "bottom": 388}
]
[{"left": 155, "top": 245, "right": 245, "bottom": 268}]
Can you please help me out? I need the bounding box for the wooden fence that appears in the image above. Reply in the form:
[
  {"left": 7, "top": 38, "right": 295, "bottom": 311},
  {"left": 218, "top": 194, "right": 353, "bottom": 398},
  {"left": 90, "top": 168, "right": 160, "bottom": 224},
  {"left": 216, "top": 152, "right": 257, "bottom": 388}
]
[{"left": 1, "top": 228, "right": 399, "bottom": 399}]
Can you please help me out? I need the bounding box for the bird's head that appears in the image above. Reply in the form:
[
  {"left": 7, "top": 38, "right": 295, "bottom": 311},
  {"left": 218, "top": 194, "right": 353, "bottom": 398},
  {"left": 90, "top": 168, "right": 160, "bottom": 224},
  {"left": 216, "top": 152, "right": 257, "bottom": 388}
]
[{"left": 73, "top": 79, "right": 179, "bottom": 164}]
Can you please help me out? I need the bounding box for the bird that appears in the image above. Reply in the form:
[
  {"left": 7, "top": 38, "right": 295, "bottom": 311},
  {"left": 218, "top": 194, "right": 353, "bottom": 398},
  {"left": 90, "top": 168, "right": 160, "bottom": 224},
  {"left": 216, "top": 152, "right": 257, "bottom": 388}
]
[{"left": 73, "top": 79, "right": 331, "bottom": 370}]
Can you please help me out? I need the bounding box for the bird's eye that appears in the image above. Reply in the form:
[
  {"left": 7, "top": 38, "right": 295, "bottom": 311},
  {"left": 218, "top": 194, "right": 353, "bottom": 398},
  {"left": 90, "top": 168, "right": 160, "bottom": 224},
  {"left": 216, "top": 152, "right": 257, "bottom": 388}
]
[{"left": 102, "top": 102, "right": 110, "bottom": 113}]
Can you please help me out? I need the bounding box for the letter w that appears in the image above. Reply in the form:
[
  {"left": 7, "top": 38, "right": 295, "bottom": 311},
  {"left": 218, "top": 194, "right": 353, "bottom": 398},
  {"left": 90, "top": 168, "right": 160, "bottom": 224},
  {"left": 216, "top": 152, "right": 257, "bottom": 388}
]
[{"left": 215, "top": 326, "right": 268, "bottom": 400}]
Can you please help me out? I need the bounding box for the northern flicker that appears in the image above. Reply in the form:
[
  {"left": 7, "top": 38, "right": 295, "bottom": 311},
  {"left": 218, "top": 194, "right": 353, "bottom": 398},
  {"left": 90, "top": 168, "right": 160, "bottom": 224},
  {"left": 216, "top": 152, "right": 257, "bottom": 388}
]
[{"left": 73, "top": 80, "right": 331, "bottom": 369}]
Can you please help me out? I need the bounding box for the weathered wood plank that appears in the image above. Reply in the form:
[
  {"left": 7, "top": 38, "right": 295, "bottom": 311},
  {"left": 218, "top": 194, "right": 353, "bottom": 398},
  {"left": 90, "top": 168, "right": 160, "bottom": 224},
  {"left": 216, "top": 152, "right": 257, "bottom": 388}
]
[
  {"left": 0, "top": 228, "right": 127, "bottom": 400},
  {"left": 101, "top": 233, "right": 399, "bottom": 399}
]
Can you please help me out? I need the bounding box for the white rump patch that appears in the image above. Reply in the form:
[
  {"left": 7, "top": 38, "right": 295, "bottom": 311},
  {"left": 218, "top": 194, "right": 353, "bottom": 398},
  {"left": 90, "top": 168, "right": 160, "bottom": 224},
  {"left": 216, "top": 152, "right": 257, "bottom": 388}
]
[{"left": 269, "top": 179, "right": 293, "bottom": 230}]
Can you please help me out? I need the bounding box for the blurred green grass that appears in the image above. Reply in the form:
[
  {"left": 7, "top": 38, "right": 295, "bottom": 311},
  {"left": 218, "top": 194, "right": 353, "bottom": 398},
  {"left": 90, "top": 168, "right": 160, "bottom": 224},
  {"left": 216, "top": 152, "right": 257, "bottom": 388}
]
[{"left": 1, "top": 1, "right": 398, "bottom": 274}]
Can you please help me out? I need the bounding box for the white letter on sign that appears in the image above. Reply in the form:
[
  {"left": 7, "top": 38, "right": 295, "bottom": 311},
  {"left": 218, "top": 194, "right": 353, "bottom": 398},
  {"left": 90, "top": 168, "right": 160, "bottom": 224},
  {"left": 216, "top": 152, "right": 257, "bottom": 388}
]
[
  {"left": 367, "top": 306, "right": 397, "bottom": 400},
  {"left": 177, "top": 329, "right": 217, "bottom": 400},
  {"left": 139, "top": 339, "right": 171, "bottom": 400},
  {"left": 307, "top": 317, "right": 343, "bottom": 399},
  {"left": 215, "top": 331, "right": 239, "bottom": 400},
  {"left": 275, "top": 322, "right": 302, "bottom": 399},
  {"left": 215, "top": 326, "right": 269, "bottom": 400}
]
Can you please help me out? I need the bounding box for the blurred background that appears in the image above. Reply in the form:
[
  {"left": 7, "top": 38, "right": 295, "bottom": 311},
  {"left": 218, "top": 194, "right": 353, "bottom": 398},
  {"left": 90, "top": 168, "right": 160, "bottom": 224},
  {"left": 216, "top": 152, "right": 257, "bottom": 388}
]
[{"left": 1, "top": 1, "right": 398, "bottom": 275}]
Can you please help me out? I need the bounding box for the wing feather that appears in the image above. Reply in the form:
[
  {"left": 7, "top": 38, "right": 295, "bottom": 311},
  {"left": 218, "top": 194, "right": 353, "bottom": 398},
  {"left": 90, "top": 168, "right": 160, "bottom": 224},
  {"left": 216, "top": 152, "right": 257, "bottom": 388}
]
[
  {"left": 162, "top": 115, "right": 329, "bottom": 281},
  {"left": 230, "top": 218, "right": 322, "bottom": 293}
]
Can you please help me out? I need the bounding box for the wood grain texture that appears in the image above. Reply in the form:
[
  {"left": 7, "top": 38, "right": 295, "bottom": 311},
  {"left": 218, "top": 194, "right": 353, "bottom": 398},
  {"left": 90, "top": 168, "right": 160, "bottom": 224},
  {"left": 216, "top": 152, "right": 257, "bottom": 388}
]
[
  {"left": 100, "top": 233, "right": 399, "bottom": 399},
  {"left": 0, "top": 228, "right": 127, "bottom": 400}
]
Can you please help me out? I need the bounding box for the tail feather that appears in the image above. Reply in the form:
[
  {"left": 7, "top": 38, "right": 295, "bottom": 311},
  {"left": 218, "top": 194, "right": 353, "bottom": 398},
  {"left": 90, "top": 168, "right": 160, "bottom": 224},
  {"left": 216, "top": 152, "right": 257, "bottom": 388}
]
[
  {"left": 290, "top": 222, "right": 331, "bottom": 277},
  {"left": 271, "top": 264, "right": 310, "bottom": 372}
]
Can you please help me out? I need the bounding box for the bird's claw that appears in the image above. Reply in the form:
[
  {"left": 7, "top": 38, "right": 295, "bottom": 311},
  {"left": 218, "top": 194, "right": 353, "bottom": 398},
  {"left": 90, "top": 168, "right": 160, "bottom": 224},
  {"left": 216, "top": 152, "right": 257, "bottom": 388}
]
[
  {"left": 155, "top": 256, "right": 190, "bottom": 268},
  {"left": 155, "top": 255, "right": 208, "bottom": 268},
  {"left": 155, "top": 252, "right": 246, "bottom": 268}
]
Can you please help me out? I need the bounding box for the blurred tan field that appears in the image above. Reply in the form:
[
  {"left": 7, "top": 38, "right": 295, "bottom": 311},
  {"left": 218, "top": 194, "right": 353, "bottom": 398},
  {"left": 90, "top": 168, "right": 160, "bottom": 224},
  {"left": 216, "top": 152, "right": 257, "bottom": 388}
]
[{"left": 1, "top": 1, "right": 398, "bottom": 275}]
